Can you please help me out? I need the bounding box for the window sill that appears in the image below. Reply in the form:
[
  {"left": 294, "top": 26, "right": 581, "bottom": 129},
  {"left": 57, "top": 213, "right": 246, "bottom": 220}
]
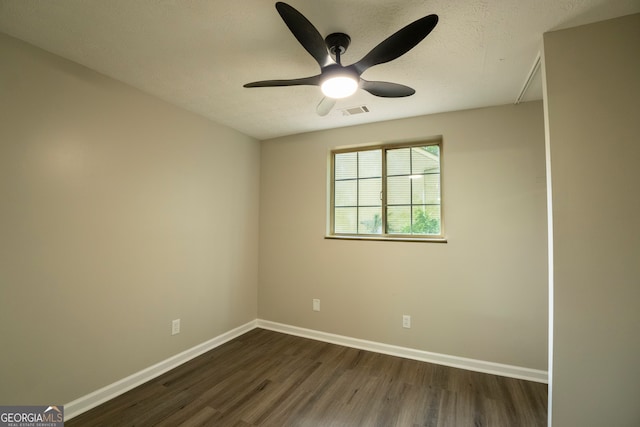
[{"left": 325, "top": 235, "right": 447, "bottom": 243}]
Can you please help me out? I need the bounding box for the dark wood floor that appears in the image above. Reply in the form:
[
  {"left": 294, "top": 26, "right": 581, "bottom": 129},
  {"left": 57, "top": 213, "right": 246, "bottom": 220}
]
[{"left": 67, "top": 328, "right": 547, "bottom": 426}]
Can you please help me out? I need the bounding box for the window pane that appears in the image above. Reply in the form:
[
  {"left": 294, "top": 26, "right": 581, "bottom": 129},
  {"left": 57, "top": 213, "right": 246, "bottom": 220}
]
[
  {"left": 386, "top": 148, "right": 410, "bottom": 176},
  {"left": 334, "top": 207, "right": 357, "bottom": 233},
  {"left": 335, "top": 152, "right": 357, "bottom": 180},
  {"left": 335, "top": 180, "right": 357, "bottom": 207},
  {"left": 332, "top": 141, "right": 442, "bottom": 239},
  {"left": 358, "top": 207, "right": 382, "bottom": 234},
  {"left": 412, "top": 146, "right": 440, "bottom": 174},
  {"left": 411, "top": 174, "right": 440, "bottom": 204},
  {"left": 387, "top": 206, "right": 411, "bottom": 234},
  {"left": 359, "top": 178, "right": 381, "bottom": 207},
  {"left": 358, "top": 150, "right": 381, "bottom": 178},
  {"left": 412, "top": 205, "right": 441, "bottom": 235},
  {"left": 387, "top": 176, "right": 410, "bottom": 205}
]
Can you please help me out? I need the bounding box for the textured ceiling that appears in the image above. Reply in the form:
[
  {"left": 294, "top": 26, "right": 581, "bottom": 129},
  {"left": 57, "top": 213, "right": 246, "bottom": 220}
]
[{"left": 1, "top": 0, "right": 638, "bottom": 140}]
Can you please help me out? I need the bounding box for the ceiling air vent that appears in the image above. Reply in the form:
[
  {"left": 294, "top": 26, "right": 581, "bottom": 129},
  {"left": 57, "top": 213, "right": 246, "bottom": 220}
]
[{"left": 340, "top": 105, "right": 370, "bottom": 116}]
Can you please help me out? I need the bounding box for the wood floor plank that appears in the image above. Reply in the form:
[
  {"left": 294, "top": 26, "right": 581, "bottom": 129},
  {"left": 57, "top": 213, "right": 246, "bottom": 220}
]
[{"left": 66, "top": 329, "right": 547, "bottom": 426}]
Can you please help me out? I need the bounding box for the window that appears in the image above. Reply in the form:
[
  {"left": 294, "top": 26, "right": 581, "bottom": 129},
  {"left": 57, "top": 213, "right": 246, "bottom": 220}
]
[{"left": 330, "top": 141, "right": 444, "bottom": 241}]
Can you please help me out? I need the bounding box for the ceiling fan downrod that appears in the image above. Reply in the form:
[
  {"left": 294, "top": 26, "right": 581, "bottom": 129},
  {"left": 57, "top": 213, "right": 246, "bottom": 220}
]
[{"left": 325, "top": 32, "right": 351, "bottom": 65}]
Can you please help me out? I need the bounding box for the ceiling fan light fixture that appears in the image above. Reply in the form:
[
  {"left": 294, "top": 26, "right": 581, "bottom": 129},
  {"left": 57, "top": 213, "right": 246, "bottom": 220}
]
[
  {"left": 321, "top": 76, "right": 358, "bottom": 99},
  {"left": 244, "top": 3, "right": 439, "bottom": 114}
]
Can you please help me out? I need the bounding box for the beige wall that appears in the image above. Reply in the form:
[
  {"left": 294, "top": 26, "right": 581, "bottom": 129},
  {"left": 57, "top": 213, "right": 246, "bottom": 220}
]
[
  {"left": 543, "top": 14, "right": 640, "bottom": 426},
  {"left": 0, "top": 33, "right": 260, "bottom": 404},
  {"left": 259, "top": 102, "right": 548, "bottom": 370}
]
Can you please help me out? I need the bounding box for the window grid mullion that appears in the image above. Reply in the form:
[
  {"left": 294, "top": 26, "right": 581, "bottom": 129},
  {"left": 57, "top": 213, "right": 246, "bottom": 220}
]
[
  {"left": 356, "top": 152, "right": 360, "bottom": 234},
  {"left": 409, "top": 149, "right": 414, "bottom": 234},
  {"left": 382, "top": 148, "right": 388, "bottom": 235}
]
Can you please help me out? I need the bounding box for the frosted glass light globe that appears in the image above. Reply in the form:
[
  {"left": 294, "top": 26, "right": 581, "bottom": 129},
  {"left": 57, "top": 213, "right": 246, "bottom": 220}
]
[{"left": 321, "top": 76, "right": 358, "bottom": 99}]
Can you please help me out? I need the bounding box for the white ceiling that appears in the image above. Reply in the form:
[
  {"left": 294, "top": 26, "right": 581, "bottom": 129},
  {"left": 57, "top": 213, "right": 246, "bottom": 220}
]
[{"left": 1, "top": 0, "right": 638, "bottom": 140}]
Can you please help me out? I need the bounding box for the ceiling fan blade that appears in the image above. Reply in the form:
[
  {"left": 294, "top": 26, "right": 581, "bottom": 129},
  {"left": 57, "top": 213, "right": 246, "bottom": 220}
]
[
  {"left": 316, "top": 97, "right": 336, "bottom": 116},
  {"left": 353, "top": 14, "right": 438, "bottom": 74},
  {"left": 275, "top": 2, "right": 334, "bottom": 68},
  {"left": 360, "top": 80, "right": 415, "bottom": 97},
  {"left": 244, "top": 75, "right": 322, "bottom": 88}
]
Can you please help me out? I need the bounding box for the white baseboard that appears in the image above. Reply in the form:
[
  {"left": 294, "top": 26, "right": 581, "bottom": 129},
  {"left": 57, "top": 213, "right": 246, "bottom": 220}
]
[
  {"left": 257, "top": 319, "right": 548, "bottom": 384},
  {"left": 65, "top": 318, "right": 547, "bottom": 420},
  {"left": 64, "top": 320, "right": 257, "bottom": 420}
]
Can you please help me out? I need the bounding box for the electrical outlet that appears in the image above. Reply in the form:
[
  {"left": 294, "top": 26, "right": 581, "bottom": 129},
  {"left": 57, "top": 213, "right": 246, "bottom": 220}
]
[
  {"left": 313, "top": 299, "right": 320, "bottom": 312},
  {"left": 402, "top": 315, "right": 411, "bottom": 329},
  {"left": 172, "top": 319, "right": 181, "bottom": 335}
]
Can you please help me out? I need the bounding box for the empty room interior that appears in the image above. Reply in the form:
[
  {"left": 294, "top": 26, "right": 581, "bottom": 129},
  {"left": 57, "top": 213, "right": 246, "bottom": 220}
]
[{"left": 1, "top": 1, "right": 638, "bottom": 426}]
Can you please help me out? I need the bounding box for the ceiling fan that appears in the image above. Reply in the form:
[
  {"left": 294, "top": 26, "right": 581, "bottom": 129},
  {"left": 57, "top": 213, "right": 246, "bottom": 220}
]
[{"left": 243, "top": 2, "right": 438, "bottom": 116}]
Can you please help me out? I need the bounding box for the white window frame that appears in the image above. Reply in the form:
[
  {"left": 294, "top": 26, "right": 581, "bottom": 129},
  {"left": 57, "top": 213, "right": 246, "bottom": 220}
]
[{"left": 327, "top": 139, "right": 446, "bottom": 243}]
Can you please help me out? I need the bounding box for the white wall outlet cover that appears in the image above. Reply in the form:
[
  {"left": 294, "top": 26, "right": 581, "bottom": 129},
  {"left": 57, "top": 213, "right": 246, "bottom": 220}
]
[
  {"left": 172, "top": 319, "right": 181, "bottom": 335},
  {"left": 402, "top": 315, "right": 411, "bottom": 328},
  {"left": 312, "top": 299, "right": 320, "bottom": 312}
]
